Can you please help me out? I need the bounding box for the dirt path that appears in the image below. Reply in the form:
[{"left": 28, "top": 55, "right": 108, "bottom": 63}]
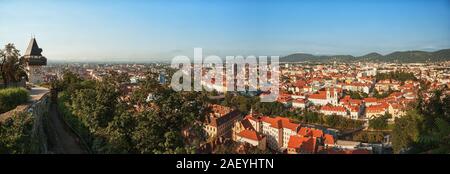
[{"left": 46, "top": 104, "right": 87, "bottom": 154}]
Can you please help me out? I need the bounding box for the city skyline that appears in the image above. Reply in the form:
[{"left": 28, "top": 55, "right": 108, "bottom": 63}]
[{"left": 1, "top": 0, "right": 449, "bottom": 61}]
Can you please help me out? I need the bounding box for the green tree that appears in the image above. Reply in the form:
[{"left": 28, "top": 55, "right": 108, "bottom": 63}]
[
  {"left": 422, "top": 90, "right": 445, "bottom": 128},
  {"left": 346, "top": 90, "right": 367, "bottom": 99},
  {"left": 0, "top": 112, "right": 36, "bottom": 154},
  {"left": 0, "top": 43, "right": 27, "bottom": 86},
  {"left": 419, "top": 118, "right": 450, "bottom": 154},
  {"left": 354, "top": 131, "right": 385, "bottom": 143},
  {"left": 392, "top": 109, "right": 423, "bottom": 153},
  {"left": 104, "top": 104, "right": 137, "bottom": 153},
  {"left": 375, "top": 71, "right": 416, "bottom": 82},
  {"left": 369, "top": 113, "right": 392, "bottom": 130},
  {"left": 253, "top": 101, "right": 285, "bottom": 116},
  {"left": 325, "top": 115, "right": 339, "bottom": 127},
  {"left": 416, "top": 92, "right": 450, "bottom": 154}
]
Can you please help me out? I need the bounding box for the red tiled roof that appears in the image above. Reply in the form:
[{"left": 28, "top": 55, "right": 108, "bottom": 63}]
[
  {"left": 302, "top": 137, "right": 316, "bottom": 153},
  {"left": 288, "top": 135, "right": 308, "bottom": 148},
  {"left": 237, "top": 129, "right": 264, "bottom": 141},
  {"left": 283, "top": 121, "right": 300, "bottom": 131},
  {"left": 298, "top": 127, "right": 323, "bottom": 138},
  {"left": 288, "top": 135, "right": 317, "bottom": 153},
  {"left": 390, "top": 92, "right": 403, "bottom": 98},
  {"left": 261, "top": 116, "right": 299, "bottom": 131},
  {"left": 206, "top": 104, "right": 241, "bottom": 127},
  {"left": 309, "top": 87, "right": 341, "bottom": 100},
  {"left": 240, "top": 118, "right": 254, "bottom": 130},
  {"left": 341, "top": 95, "right": 351, "bottom": 101},
  {"left": 288, "top": 136, "right": 317, "bottom": 153},
  {"left": 324, "top": 134, "right": 335, "bottom": 145},
  {"left": 349, "top": 106, "right": 360, "bottom": 112},
  {"left": 295, "top": 81, "right": 306, "bottom": 88},
  {"left": 366, "top": 104, "right": 387, "bottom": 113},
  {"left": 277, "top": 95, "right": 292, "bottom": 103},
  {"left": 298, "top": 127, "right": 313, "bottom": 137},
  {"left": 210, "top": 104, "right": 233, "bottom": 116},
  {"left": 308, "top": 93, "right": 327, "bottom": 100},
  {"left": 320, "top": 105, "right": 347, "bottom": 112},
  {"left": 293, "top": 98, "right": 306, "bottom": 103},
  {"left": 312, "top": 129, "right": 324, "bottom": 138},
  {"left": 364, "top": 97, "right": 378, "bottom": 103},
  {"left": 349, "top": 99, "right": 362, "bottom": 105}
]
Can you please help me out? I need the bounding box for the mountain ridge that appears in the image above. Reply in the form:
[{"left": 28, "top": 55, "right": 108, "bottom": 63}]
[{"left": 281, "top": 49, "right": 450, "bottom": 63}]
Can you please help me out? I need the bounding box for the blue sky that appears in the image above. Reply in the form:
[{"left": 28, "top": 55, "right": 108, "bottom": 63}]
[{"left": 0, "top": 0, "right": 449, "bottom": 61}]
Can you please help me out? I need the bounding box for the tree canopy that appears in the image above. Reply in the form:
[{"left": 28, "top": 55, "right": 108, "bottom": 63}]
[
  {"left": 55, "top": 70, "right": 209, "bottom": 154},
  {"left": 392, "top": 91, "right": 450, "bottom": 154}
]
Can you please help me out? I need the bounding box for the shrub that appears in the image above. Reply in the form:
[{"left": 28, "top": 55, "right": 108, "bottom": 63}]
[
  {"left": 0, "top": 88, "right": 30, "bottom": 114},
  {"left": 369, "top": 113, "right": 392, "bottom": 130},
  {"left": 0, "top": 112, "right": 36, "bottom": 154}
]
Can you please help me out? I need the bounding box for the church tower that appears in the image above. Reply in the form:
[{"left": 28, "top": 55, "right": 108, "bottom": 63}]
[
  {"left": 333, "top": 88, "right": 338, "bottom": 105},
  {"left": 22, "top": 37, "right": 47, "bottom": 84},
  {"left": 333, "top": 88, "right": 338, "bottom": 99}
]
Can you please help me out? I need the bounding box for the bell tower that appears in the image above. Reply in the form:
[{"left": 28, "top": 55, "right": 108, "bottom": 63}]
[
  {"left": 334, "top": 88, "right": 338, "bottom": 99},
  {"left": 22, "top": 37, "right": 47, "bottom": 84}
]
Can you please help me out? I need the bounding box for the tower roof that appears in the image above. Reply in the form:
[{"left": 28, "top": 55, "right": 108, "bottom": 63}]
[
  {"left": 24, "top": 38, "right": 43, "bottom": 56},
  {"left": 23, "top": 37, "right": 47, "bottom": 66}
]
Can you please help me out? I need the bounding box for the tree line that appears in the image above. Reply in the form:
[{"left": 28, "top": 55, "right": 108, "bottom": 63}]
[{"left": 375, "top": 71, "right": 416, "bottom": 82}]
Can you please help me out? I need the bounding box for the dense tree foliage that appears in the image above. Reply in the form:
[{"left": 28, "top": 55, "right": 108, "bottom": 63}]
[
  {"left": 375, "top": 71, "right": 416, "bottom": 82},
  {"left": 345, "top": 90, "right": 368, "bottom": 99},
  {"left": 392, "top": 109, "right": 423, "bottom": 153},
  {"left": 392, "top": 91, "right": 450, "bottom": 154},
  {"left": 222, "top": 92, "right": 286, "bottom": 116},
  {"left": 288, "top": 111, "right": 364, "bottom": 130},
  {"left": 0, "top": 113, "right": 37, "bottom": 154},
  {"left": 369, "top": 113, "right": 392, "bottom": 130},
  {"left": 0, "top": 43, "right": 28, "bottom": 86},
  {"left": 353, "top": 131, "right": 385, "bottom": 143},
  {"left": 55, "top": 70, "right": 209, "bottom": 154}
]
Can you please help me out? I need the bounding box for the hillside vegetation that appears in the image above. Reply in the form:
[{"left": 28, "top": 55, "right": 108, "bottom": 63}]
[{"left": 281, "top": 49, "right": 450, "bottom": 63}]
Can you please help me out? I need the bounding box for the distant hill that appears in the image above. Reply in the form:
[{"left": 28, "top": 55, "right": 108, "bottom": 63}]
[
  {"left": 281, "top": 53, "right": 316, "bottom": 62},
  {"left": 281, "top": 53, "right": 354, "bottom": 62},
  {"left": 358, "top": 52, "right": 383, "bottom": 60},
  {"left": 280, "top": 49, "right": 450, "bottom": 63}
]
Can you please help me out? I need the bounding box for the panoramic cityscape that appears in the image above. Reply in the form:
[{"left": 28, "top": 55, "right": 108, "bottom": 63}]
[{"left": 0, "top": 0, "right": 449, "bottom": 159}]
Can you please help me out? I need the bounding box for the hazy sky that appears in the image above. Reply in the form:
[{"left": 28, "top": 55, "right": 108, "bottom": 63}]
[{"left": 1, "top": 0, "right": 449, "bottom": 62}]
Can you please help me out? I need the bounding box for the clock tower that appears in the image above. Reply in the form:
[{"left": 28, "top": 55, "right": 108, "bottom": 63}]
[{"left": 22, "top": 37, "right": 47, "bottom": 84}]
